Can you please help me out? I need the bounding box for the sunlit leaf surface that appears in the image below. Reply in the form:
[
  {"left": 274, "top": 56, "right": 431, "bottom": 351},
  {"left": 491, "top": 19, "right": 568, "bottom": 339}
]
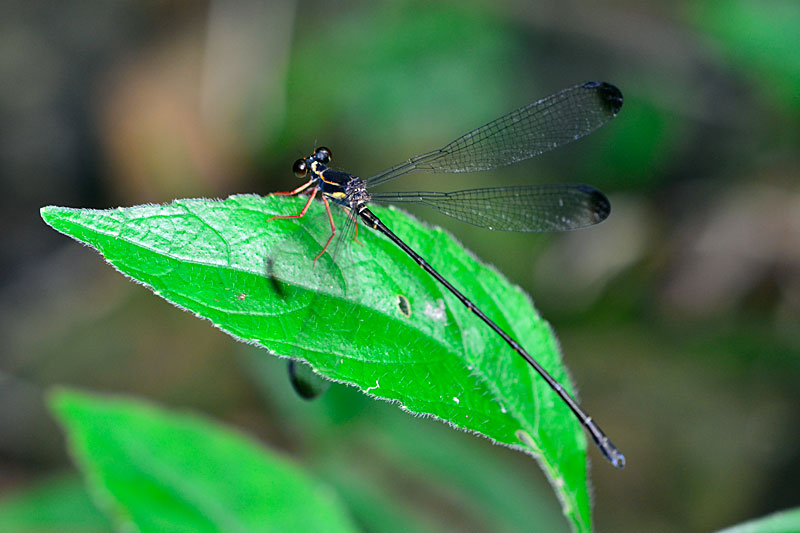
[{"left": 42, "top": 194, "right": 592, "bottom": 531}]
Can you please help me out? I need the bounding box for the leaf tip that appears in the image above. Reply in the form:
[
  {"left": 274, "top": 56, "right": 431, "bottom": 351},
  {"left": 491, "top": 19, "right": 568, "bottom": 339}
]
[
  {"left": 46, "top": 386, "right": 89, "bottom": 423},
  {"left": 40, "top": 205, "right": 57, "bottom": 223},
  {"left": 40, "top": 205, "right": 73, "bottom": 229}
]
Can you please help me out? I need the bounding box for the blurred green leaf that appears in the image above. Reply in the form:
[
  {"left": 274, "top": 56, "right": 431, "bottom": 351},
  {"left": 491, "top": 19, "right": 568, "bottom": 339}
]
[
  {"left": 49, "top": 388, "right": 356, "bottom": 533},
  {"left": 716, "top": 507, "right": 800, "bottom": 533},
  {"left": 245, "top": 352, "right": 568, "bottom": 533},
  {"left": 0, "top": 474, "right": 112, "bottom": 533},
  {"left": 317, "top": 460, "right": 442, "bottom": 533},
  {"left": 41, "top": 195, "right": 592, "bottom": 532},
  {"left": 691, "top": 0, "right": 800, "bottom": 113}
]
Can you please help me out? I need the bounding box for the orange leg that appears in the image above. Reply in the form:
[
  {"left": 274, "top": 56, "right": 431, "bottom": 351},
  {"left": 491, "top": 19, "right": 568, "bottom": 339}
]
[
  {"left": 269, "top": 179, "right": 314, "bottom": 196},
  {"left": 313, "top": 194, "right": 337, "bottom": 264},
  {"left": 266, "top": 180, "right": 339, "bottom": 264},
  {"left": 267, "top": 186, "right": 318, "bottom": 223}
]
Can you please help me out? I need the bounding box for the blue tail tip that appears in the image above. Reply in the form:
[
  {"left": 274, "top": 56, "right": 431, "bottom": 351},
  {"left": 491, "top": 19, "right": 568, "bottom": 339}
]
[{"left": 612, "top": 452, "right": 626, "bottom": 469}]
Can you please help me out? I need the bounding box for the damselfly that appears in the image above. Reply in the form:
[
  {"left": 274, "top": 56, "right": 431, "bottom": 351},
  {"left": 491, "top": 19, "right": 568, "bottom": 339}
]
[{"left": 270, "top": 81, "right": 625, "bottom": 468}]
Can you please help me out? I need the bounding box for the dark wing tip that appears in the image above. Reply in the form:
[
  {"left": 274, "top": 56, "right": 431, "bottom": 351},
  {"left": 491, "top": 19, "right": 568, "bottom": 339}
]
[
  {"left": 582, "top": 81, "right": 624, "bottom": 116},
  {"left": 577, "top": 185, "right": 611, "bottom": 224}
]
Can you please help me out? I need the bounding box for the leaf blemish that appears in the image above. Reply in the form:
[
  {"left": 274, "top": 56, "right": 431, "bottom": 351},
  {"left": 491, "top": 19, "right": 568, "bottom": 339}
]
[
  {"left": 396, "top": 294, "right": 411, "bottom": 317},
  {"left": 423, "top": 299, "right": 446, "bottom": 322}
]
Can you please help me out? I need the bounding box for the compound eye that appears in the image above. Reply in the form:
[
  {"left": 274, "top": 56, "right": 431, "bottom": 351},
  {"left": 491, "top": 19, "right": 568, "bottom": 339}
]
[
  {"left": 314, "top": 146, "right": 331, "bottom": 163},
  {"left": 292, "top": 159, "right": 307, "bottom": 178}
]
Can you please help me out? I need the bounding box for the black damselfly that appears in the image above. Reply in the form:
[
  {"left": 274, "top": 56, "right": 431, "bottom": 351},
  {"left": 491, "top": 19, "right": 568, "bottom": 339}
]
[{"left": 270, "top": 81, "right": 626, "bottom": 468}]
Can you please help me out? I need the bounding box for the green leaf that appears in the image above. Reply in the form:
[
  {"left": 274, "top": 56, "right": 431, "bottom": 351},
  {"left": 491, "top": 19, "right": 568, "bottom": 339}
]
[
  {"left": 716, "top": 507, "right": 800, "bottom": 533},
  {"left": 0, "top": 474, "right": 112, "bottom": 533},
  {"left": 48, "top": 388, "right": 357, "bottom": 533},
  {"left": 41, "top": 194, "right": 592, "bottom": 532}
]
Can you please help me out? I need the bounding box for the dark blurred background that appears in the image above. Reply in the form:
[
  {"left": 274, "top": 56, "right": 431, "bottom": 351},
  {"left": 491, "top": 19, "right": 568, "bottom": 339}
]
[{"left": 1, "top": 1, "right": 799, "bottom": 532}]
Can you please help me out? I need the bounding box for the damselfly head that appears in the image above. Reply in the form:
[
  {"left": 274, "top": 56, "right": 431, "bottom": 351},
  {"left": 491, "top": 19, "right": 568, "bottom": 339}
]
[{"left": 293, "top": 147, "right": 331, "bottom": 178}]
